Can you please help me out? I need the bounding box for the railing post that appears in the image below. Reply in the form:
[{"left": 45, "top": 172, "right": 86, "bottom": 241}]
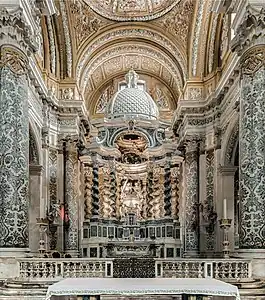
[
  {"left": 105, "top": 261, "right": 113, "bottom": 277},
  {"left": 204, "top": 261, "right": 213, "bottom": 278},
  {"left": 248, "top": 260, "right": 252, "bottom": 278},
  {"left": 155, "top": 261, "right": 163, "bottom": 277}
]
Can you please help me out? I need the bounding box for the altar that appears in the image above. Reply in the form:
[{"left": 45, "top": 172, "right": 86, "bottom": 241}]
[{"left": 45, "top": 278, "right": 240, "bottom": 300}]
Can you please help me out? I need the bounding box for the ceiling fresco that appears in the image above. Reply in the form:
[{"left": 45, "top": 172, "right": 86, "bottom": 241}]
[{"left": 85, "top": 0, "right": 180, "bottom": 21}]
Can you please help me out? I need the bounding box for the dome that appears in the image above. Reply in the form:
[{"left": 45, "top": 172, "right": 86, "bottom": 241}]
[{"left": 107, "top": 70, "right": 159, "bottom": 120}]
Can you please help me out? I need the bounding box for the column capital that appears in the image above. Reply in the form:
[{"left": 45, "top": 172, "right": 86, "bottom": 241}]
[
  {"left": 232, "top": 6, "right": 265, "bottom": 56},
  {"left": 185, "top": 138, "right": 200, "bottom": 153},
  {"left": 0, "top": 46, "right": 29, "bottom": 76},
  {"left": 0, "top": 7, "right": 37, "bottom": 54},
  {"left": 241, "top": 46, "right": 265, "bottom": 76},
  {"left": 218, "top": 165, "right": 238, "bottom": 175}
]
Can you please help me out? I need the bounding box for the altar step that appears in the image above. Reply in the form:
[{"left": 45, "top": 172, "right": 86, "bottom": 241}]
[{"left": 101, "top": 296, "right": 182, "bottom": 300}]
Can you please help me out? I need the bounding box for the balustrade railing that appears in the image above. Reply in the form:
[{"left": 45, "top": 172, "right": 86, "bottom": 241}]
[
  {"left": 155, "top": 259, "right": 251, "bottom": 281},
  {"left": 17, "top": 258, "right": 251, "bottom": 282},
  {"left": 18, "top": 259, "right": 113, "bottom": 281}
]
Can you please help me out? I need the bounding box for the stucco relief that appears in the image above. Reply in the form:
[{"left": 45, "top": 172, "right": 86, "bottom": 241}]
[
  {"left": 81, "top": 45, "right": 182, "bottom": 96},
  {"left": 156, "top": 0, "right": 194, "bottom": 47},
  {"left": 85, "top": 0, "right": 180, "bottom": 21},
  {"left": 184, "top": 141, "right": 199, "bottom": 253},
  {"left": 70, "top": 1, "right": 111, "bottom": 47},
  {"left": 64, "top": 140, "right": 79, "bottom": 251},
  {"left": 76, "top": 28, "right": 186, "bottom": 82}
]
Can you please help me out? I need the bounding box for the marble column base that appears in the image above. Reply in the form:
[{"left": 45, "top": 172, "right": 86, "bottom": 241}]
[{"left": 0, "top": 248, "right": 32, "bottom": 257}]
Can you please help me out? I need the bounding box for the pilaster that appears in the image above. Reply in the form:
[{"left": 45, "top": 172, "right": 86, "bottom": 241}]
[
  {"left": 232, "top": 5, "right": 265, "bottom": 252},
  {"left": 184, "top": 139, "right": 200, "bottom": 257},
  {"left": 0, "top": 5, "right": 36, "bottom": 254},
  {"left": 64, "top": 137, "right": 80, "bottom": 257}
]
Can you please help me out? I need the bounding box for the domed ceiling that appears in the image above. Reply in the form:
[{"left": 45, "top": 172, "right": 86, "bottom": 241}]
[{"left": 85, "top": 0, "right": 180, "bottom": 21}]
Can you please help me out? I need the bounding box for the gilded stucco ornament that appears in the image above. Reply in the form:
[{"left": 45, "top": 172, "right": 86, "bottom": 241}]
[
  {"left": 85, "top": 0, "right": 180, "bottom": 21},
  {"left": 0, "top": 47, "right": 28, "bottom": 75},
  {"left": 241, "top": 47, "right": 265, "bottom": 75}
]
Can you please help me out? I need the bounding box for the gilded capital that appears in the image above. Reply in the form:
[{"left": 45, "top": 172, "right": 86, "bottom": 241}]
[
  {"left": 0, "top": 46, "right": 28, "bottom": 75},
  {"left": 240, "top": 46, "right": 265, "bottom": 75}
]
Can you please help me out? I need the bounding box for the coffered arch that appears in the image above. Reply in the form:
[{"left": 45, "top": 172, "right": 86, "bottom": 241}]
[{"left": 75, "top": 24, "right": 187, "bottom": 82}]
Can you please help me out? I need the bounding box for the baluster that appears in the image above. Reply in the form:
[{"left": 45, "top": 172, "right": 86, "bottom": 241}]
[
  {"left": 29, "top": 262, "right": 34, "bottom": 279},
  {"left": 184, "top": 262, "right": 189, "bottom": 278},
  {"left": 84, "top": 263, "right": 89, "bottom": 277},
  {"left": 35, "top": 262, "right": 40, "bottom": 279},
  {"left": 171, "top": 262, "right": 176, "bottom": 278},
  {"left": 228, "top": 262, "right": 233, "bottom": 278},
  {"left": 99, "top": 262, "right": 103, "bottom": 277},
  {"left": 198, "top": 262, "right": 203, "bottom": 278},
  {"left": 177, "top": 262, "right": 182, "bottom": 278},
  {"left": 64, "top": 262, "right": 71, "bottom": 277},
  {"left": 20, "top": 262, "right": 26, "bottom": 278},
  {"left": 42, "top": 262, "right": 48, "bottom": 278},
  {"left": 72, "top": 262, "right": 77, "bottom": 277},
  {"left": 92, "top": 262, "right": 97, "bottom": 277},
  {"left": 233, "top": 261, "right": 237, "bottom": 279},
  {"left": 213, "top": 262, "right": 219, "bottom": 279},
  {"left": 191, "top": 263, "right": 196, "bottom": 278}
]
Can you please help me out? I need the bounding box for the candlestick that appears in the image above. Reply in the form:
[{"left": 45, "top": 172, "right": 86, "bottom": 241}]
[
  {"left": 219, "top": 218, "right": 232, "bottom": 258},
  {"left": 223, "top": 198, "right": 227, "bottom": 219}
]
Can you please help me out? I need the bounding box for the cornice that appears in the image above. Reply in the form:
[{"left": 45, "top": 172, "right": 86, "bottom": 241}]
[
  {"left": 172, "top": 56, "right": 240, "bottom": 141},
  {"left": 218, "top": 165, "right": 238, "bottom": 175}
]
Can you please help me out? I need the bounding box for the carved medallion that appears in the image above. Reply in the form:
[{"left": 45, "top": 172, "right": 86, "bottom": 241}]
[{"left": 241, "top": 47, "right": 265, "bottom": 75}]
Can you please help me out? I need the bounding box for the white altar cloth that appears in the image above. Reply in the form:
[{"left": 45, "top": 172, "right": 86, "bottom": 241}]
[{"left": 45, "top": 278, "right": 240, "bottom": 300}]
